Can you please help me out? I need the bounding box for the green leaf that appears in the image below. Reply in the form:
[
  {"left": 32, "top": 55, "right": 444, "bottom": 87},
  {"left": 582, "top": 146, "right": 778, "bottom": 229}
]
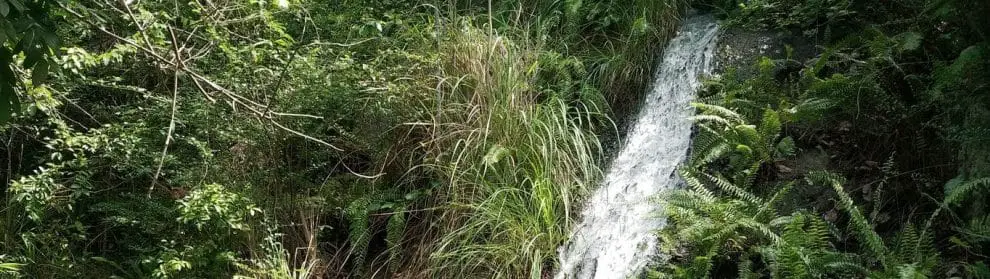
[
  {"left": 945, "top": 177, "right": 990, "bottom": 205},
  {"left": 6, "top": 0, "right": 24, "bottom": 11},
  {"left": 897, "top": 32, "right": 923, "bottom": 52},
  {"left": 0, "top": 22, "right": 6, "bottom": 43},
  {"left": 808, "top": 48, "right": 835, "bottom": 79},
  {"left": 948, "top": 236, "right": 970, "bottom": 249},
  {"left": 0, "top": 262, "right": 24, "bottom": 272},
  {"left": 736, "top": 144, "right": 754, "bottom": 157},
  {"left": 14, "top": 28, "right": 34, "bottom": 55},
  {"left": 22, "top": 35, "right": 41, "bottom": 68},
  {"left": 0, "top": 88, "right": 11, "bottom": 124},
  {"left": 944, "top": 174, "right": 965, "bottom": 195},
  {"left": 969, "top": 262, "right": 990, "bottom": 278},
  {"left": 0, "top": 21, "right": 13, "bottom": 42},
  {"left": 734, "top": 124, "right": 761, "bottom": 146},
  {"left": 483, "top": 144, "right": 510, "bottom": 167},
  {"left": 0, "top": 47, "right": 17, "bottom": 124},
  {"left": 775, "top": 136, "right": 796, "bottom": 158},
  {"left": 32, "top": 60, "right": 48, "bottom": 85},
  {"left": 38, "top": 26, "right": 58, "bottom": 46},
  {"left": 0, "top": 1, "right": 9, "bottom": 17},
  {"left": 759, "top": 108, "right": 781, "bottom": 140}
]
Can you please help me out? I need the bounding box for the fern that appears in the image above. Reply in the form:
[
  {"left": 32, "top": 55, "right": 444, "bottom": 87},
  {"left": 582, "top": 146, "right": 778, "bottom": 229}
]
[
  {"left": 944, "top": 177, "right": 990, "bottom": 206},
  {"left": 807, "top": 171, "right": 889, "bottom": 266},
  {"left": 759, "top": 109, "right": 783, "bottom": 141},
  {"left": 345, "top": 196, "right": 372, "bottom": 274},
  {"left": 699, "top": 172, "right": 762, "bottom": 204},
  {"left": 894, "top": 263, "right": 927, "bottom": 279},
  {"left": 891, "top": 224, "right": 938, "bottom": 275},
  {"left": 774, "top": 136, "right": 797, "bottom": 158},
  {"left": 755, "top": 212, "right": 864, "bottom": 278},
  {"left": 689, "top": 124, "right": 731, "bottom": 168},
  {"left": 679, "top": 168, "right": 717, "bottom": 204},
  {"left": 738, "top": 254, "right": 759, "bottom": 279},
  {"left": 962, "top": 215, "right": 990, "bottom": 244},
  {"left": 691, "top": 102, "right": 745, "bottom": 123},
  {"left": 386, "top": 208, "right": 407, "bottom": 273}
]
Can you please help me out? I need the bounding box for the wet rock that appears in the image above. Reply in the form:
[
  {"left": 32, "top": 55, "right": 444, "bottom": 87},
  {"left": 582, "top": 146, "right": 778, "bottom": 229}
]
[{"left": 715, "top": 27, "right": 816, "bottom": 80}]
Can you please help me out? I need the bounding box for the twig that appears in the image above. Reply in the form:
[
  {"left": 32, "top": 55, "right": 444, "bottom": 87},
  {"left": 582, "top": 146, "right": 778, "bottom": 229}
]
[
  {"left": 309, "top": 37, "right": 377, "bottom": 48},
  {"left": 269, "top": 119, "right": 343, "bottom": 151},
  {"left": 149, "top": 26, "right": 184, "bottom": 196},
  {"left": 59, "top": 2, "right": 342, "bottom": 151},
  {"left": 121, "top": 0, "right": 156, "bottom": 51},
  {"left": 369, "top": 207, "right": 442, "bottom": 216},
  {"left": 339, "top": 158, "right": 385, "bottom": 179},
  {"left": 270, "top": 112, "right": 324, "bottom": 119}
]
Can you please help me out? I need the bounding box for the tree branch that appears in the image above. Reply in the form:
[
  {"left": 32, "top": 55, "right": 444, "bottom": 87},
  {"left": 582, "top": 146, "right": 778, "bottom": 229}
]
[{"left": 59, "top": 2, "right": 343, "bottom": 152}]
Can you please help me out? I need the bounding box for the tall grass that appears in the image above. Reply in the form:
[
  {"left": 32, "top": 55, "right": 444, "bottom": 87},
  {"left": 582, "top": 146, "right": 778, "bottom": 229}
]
[
  {"left": 422, "top": 22, "right": 604, "bottom": 278},
  {"left": 236, "top": 224, "right": 317, "bottom": 279},
  {"left": 501, "top": 0, "right": 690, "bottom": 124},
  {"left": 412, "top": 1, "right": 690, "bottom": 277},
  {"left": 573, "top": 0, "right": 690, "bottom": 124}
]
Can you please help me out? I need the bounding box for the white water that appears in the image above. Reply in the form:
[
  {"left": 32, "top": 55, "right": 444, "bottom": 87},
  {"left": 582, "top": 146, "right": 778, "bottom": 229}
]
[{"left": 556, "top": 15, "right": 719, "bottom": 279}]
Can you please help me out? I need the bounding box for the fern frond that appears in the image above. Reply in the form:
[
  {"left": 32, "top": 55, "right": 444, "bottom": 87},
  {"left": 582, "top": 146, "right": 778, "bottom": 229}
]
[
  {"left": 737, "top": 254, "right": 759, "bottom": 279},
  {"left": 807, "top": 171, "right": 888, "bottom": 266},
  {"left": 756, "top": 182, "right": 795, "bottom": 222},
  {"left": 787, "top": 98, "right": 833, "bottom": 121},
  {"left": 963, "top": 215, "right": 990, "bottom": 243},
  {"left": 702, "top": 172, "right": 763, "bottom": 204},
  {"left": 679, "top": 168, "right": 716, "bottom": 204},
  {"left": 737, "top": 218, "right": 783, "bottom": 245},
  {"left": 386, "top": 208, "right": 407, "bottom": 273},
  {"left": 691, "top": 102, "right": 744, "bottom": 123},
  {"left": 689, "top": 114, "right": 735, "bottom": 126},
  {"left": 806, "top": 217, "right": 832, "bottom": 251},
  {"left": 692, "top": 142, "right": 730, "bottom": 168},
  {"left": 896, "top": 263, "right": 925, "bottom": 279},
  {"left": 893, "top": 224, "right": 921, "bottom": 264},
  {"left": 345, "top": 196, "right": 373, "bottom": 273},
  {"left": 774, "top": 136, "right": 796, "bottom": 158},
  {"left": 759, "top": 108, "right": 782, "bottom": 141},
  {"left": 703, "top": 223, "right": 742, "bottom": 243},
  {"left": 945, "top": 177, "right": 990, "bottom": 206},
  {"left": 770, "top": 216, "right": 795, "bottom": 227},
  {"left": 824, "top": 260, "right": 870, "bottom": 276},
  {"left": 733, "top": 124, "right": 763, "bottom": 150}
]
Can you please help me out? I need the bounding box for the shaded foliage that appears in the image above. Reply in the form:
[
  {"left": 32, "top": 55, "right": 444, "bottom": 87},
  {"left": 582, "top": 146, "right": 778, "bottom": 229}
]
[{"left": 657, "top": 0, "right": 990, "bottom": 278}]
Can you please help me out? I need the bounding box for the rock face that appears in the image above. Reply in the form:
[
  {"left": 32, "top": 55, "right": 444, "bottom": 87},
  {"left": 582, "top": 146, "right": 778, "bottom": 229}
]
[{"left": 715, "top": 27, "right": 816, "bottom": 78}]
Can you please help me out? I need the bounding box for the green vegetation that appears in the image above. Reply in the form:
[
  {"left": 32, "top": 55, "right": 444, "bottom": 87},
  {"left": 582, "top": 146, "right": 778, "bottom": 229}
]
[
  {"left": 0, "top": 0, "right": 686, "bottom": 278},
  {"left": 655, "top": 0, "right": 990, "bottom": 278},
  {"left": 2, "top": 0, "right": 989, "bottom": 278}
]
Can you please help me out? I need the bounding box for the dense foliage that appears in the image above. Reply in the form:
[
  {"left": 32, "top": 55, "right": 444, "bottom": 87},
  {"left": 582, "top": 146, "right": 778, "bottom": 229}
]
[
  {"left": 2, "top": 0, "right": 988, "bottom": 278},
  {"left": 654, "top": 0, "right": 990, "bottom": 278},
  {"left": 0, "top": 0, "right": 687, "bottom": 278}
]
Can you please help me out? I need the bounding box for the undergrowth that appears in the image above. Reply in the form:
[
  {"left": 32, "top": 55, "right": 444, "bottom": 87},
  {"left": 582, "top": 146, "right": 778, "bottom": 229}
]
[
  {"left": 0, "top": 0, "right": 689, "bottom": 278},
  {"left": 655, "top": 0, "right": 990, "bottom": 277}
]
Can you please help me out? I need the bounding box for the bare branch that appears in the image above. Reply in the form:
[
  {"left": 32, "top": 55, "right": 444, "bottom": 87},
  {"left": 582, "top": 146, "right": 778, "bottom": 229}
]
[
  {"left": 58, "top": 2, "right": 344, "bottom": 152},
  {"left": 149, "top": 26, "right": 183, "bottom": 196}
]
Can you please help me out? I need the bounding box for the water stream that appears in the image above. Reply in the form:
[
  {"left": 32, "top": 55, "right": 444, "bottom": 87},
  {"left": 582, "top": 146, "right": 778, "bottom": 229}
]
[{"left": 556, "top": 15, "right": 719, "bottom": 279}]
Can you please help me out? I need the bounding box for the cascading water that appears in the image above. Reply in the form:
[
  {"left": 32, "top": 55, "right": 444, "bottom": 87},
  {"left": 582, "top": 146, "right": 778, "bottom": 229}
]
[{"left": 556, "top": 15, "right": 719, "bottom": 279}]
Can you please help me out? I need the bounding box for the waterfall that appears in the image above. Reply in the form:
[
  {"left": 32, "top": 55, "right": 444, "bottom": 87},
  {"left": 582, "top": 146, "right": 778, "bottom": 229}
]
[{"left": 556, "top": 15, "right": 719, "bottom": 279}]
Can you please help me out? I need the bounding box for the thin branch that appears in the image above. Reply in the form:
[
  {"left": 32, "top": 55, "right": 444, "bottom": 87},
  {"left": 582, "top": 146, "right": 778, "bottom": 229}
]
[
  {"left": 121, "top": 0, "right": 156, "bottom": 51},
  {"left": 270, "top": 112, "right": 324, "bottom": 119},
  {"left": 269, "top": 119, "right": 343, "bottom": 151},
  {"left": 309, "top": 37, "right": 377, "bottom": 48},
  {"left": 59, "top": 2, "right": 342, "bottom": 151},
  {"left": 149, "top": 26, "right": 183, "bottom": 196}
]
